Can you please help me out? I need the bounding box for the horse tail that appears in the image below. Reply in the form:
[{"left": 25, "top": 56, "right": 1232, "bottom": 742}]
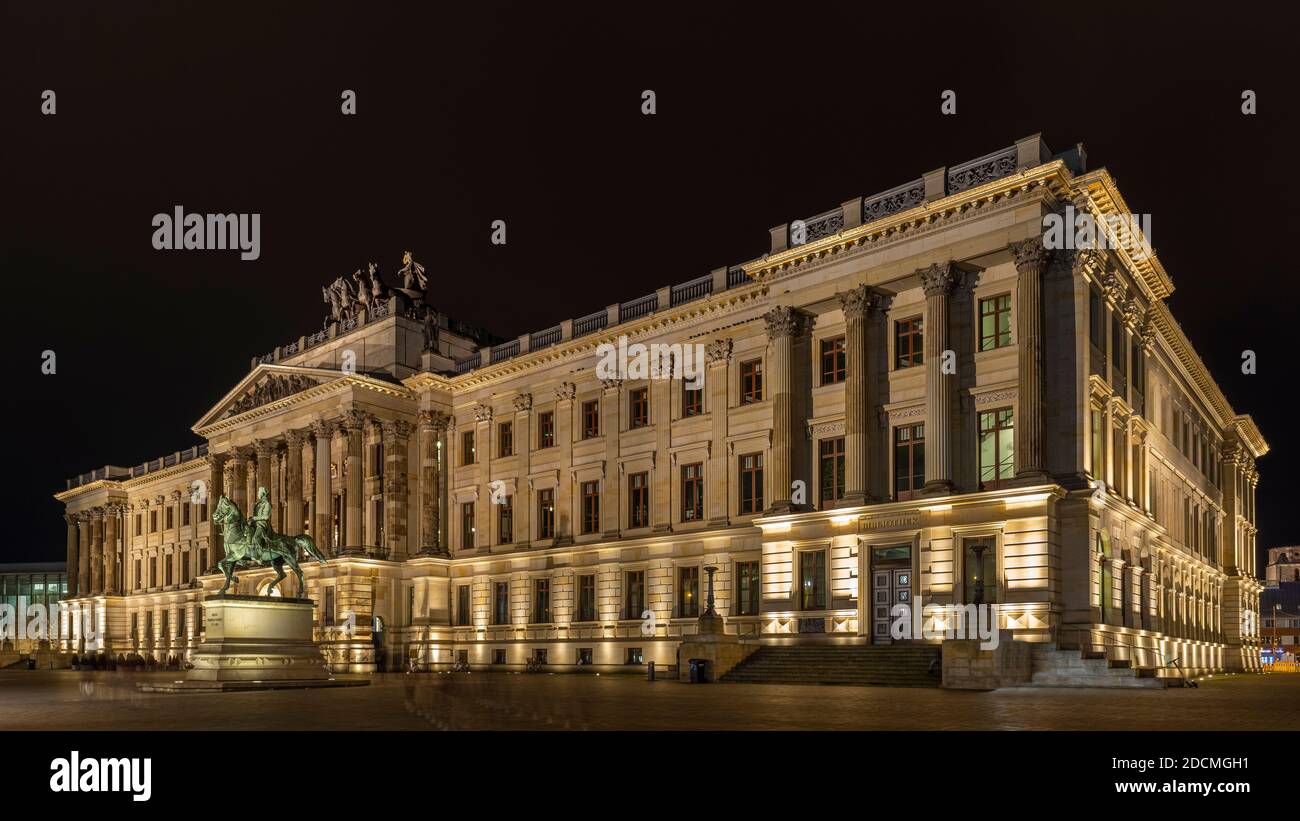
[{"left": 298, "top": 535, "right": 328, "bottom": 565}]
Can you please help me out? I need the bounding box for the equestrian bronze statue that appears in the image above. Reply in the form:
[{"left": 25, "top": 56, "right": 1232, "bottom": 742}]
[{"left": 211, "top": 487, "right": 328, "bottom": 595}]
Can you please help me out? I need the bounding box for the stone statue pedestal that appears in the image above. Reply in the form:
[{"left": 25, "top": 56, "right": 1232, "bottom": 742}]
[
  {"left": 139, "top": 594, "right": 367, "bottom": 693},
  {"left": 676, "top": 566, "right": 758, "bottom": 682}
]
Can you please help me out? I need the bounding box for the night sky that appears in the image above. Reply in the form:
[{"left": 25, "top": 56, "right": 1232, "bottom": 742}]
[{"left": 3, "top": 2, "right": 1296, "bottom": 568}]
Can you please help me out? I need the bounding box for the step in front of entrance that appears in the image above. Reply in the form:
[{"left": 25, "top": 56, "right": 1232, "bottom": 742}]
[{"left": 720, "top": 645, "right": 942, "bottom": 688}]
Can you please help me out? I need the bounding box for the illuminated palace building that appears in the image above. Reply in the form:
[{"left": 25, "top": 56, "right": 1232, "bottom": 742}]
[{"left": 56, "top": 134, "right": 1267, "bottom": 683}]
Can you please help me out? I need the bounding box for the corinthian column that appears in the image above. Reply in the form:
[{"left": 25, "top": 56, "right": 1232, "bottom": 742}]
[
  {"left": 341, "top": 410, "right": 366, "bottom": 553},
  {"left": 1011, "top": 237, "right": 1053, "bottom": 481},
  {"left": 920, "top": 262, "right": 961, "bottom": 495},
  {"left": 418, "top": 410, "right": 450, "bottom": 555},
  {"left": 64, "top": 514, "right": 80, "bottom": 598},
  {"left": 382, "top": 419, "right": 413, "bottom": 558},
  {"left": 207, "top": 452, "right": 227, "bottom": 573},
  {"left": 764, "top": 305, "right": 812, "bottom": 512},
  {"left": 705, "top": 339, "right": 732, "bottom": 526},
  {"left": 310, "top": 419, "right": 334, "bottom": 556},
  {"left": 230, "top": 446, "right": 252, "bottom": 519},
  {"left": 838, "top": 286, "right": 879, "bottom": 506},
  {"left": 284, "top": 430, "right": 306, "bottom": 536},
  {"left": 76, "top": 512, "right": 90, "bottom": 594},
  {"left": 103, "top": 504, "right": 120, "bottom": 594},
  {"left": 89, "top": 509, "right": 104, "bottom": 594}
]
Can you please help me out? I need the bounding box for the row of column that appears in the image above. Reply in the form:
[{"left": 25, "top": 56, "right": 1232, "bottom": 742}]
[
  {"left": 212, "top": 411, "right": 418, "bottom": 560},
  {"left": 64, "top": 504, "right": 123, "bottom": 598}
]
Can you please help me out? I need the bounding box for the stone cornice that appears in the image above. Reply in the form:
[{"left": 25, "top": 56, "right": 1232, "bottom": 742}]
[{"left": 54, "top": 456, "right": 216, "bottom": 502}]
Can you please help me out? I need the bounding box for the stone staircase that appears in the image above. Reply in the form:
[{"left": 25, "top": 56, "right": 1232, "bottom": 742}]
[
  {"left": 1028, "top": 645, "right": 1168, "bottom": 689},
  {"left": 721, "top": 644, "right": 942, "bottom": 687}
]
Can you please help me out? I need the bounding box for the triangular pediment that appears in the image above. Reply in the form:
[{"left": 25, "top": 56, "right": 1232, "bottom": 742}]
[{"left": 194, "top": 364, "right": 343, "bottom": 430}]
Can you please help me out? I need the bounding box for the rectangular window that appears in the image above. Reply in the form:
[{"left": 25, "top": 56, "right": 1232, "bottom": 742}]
[
  {"left": 678, "top": 565, "right": 700, "bottom": 617},
  {"left": 407, "top": 586, "right": 415, "bottom": 624},
  {"left": 739, "top": 452, "right": 764, "bottom": 514},
  {"left": 628, "top": 472, "right": 649, "bottom": 529},
  {"left": 581, "top": 480, "right": 600, "bottom": 534},
  {"left": 498, "top": 421, "right": 513, "bottom": 457},
  {"left": 893, "top": 424, "right": 925, "bottom": 500},
  {"left": 497, "top": 495, "right": 513, "bottom": 544},
  {"left": 182, "top": 504, "right": 191, "bottom": 527},
  {"left": 630, "top": 387, "right": 649, "bottom": 428},
  {"left": 150, "top": 511, "right": 158, "bottom": 533},
  {"left": 820, "top": 336, "right": 846, "bottom": 384},
  {"left": 1113, "top": 427, "right": 1126, "bottom": 496},
  {"left": 1112, "top": 315, "right": 1127, "bottom": 377},
  {"left": 373, "top": 442, "right": 385, "bottom": 477},
  {"left": 493, "top": 581, "right": 509, "bottom": 625},
  {"left": 134, "top": 559, "right": 141, "bottom": 591},
  {"left": 456, "top": 584, "right": 470, "bottom": 626},
  {"left": 577, "top": 574, "right": 596, "bottom": 622},
  {"left": 461, "top": 430, "right": 476, "bottom": 465},
  {"left": 963, "top": 537, "right": 998, "bottom": 604},
  {"left": 683, "top": 382, "right": 703, "bottom": 417},
  {"left": 681, "top": 463, "right": 704, "bottom": 522},
  {"left": 374, "top": 498, "right": 385, "bottom": 546},
  {"left": 323, "top": 586, "right": 335, "bottom": 626},
  {"left": 625, "top": 570, "right": 645, "bottom": 620},
  {"left": 199, "top": 503, "right": 207, "bottom": 523},
  {"left": 740, "top": 359, "right": 763, "bottom": 404},
  {"left": 576, "top": 648, "right": 593, "bottom": 665},
  {"left": 532, "top": 578, "right": 551, "bottom": 623},
  {"left": 538, "top": 411, "right": 555, "bottom": 448},
  {"left": 461, "top": 502, "right": 475, "bottom": 550},
  {"left": 1089, "top": 287, "right": 1106, "bottom": 353},
  {"left": 895, "top": 317, "right": 923, "bottom": 368},
  {"left": 181, "top": 551, "right": 190, "bottom": 584},
  {"left": 799, "top": 551, "right": 826, "bottom": 610},
  {"left": 581, "top": 400, "right": 600, "bottom": 439},
  {"left": 978, "top": 408, "right": 1015, "bottom": 488},
  {"left": 978, "top": 294, "right": 1012, "bottom": 351},
  {"left": 625, "top": 648, "right": 644, "bottom": 665},
  {"left": 149, "top": 557, "right": 157, "bottom": 588},
  {"left": 135, "top": 514, "right": 142, "bottom": 536},
  {"left": 165, "top": 507, "right": 174, "bottom": 530},
  {"left": 736, "top": 561, "right": 760, "bottom": 616},
  {"left": 492, "top": 648, "right": 506, "bottom": 665},
  {"left": 818, "top": 437, "right": 846, "bottom": 505},
  {"left": 537, "top": 489, "right": 555, "bottom": 539},
  {"left": 165, "top": 555, "right": 173, "bottom": 587}
]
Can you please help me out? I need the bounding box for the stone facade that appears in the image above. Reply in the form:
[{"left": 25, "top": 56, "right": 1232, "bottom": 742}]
[{"left": 55, "top": 134, "right": 1268, "bottom": 679}]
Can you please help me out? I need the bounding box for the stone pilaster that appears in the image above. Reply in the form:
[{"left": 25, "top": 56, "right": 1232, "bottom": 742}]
[
  {"left": 310, "top": 419, "right": 334, "bottom": 556},
  {"left": 418, "top": 410, "right": 450, "bottom": 555},
  {"left": 838, "top": 286, "right": 879, "bottom": 506},
  {"left": 284, "top": 430, "right": 306, "bottom": 536},
  {"left": 1011, "top": 237, "right": 1053, "bottom": 481},
  {"left": 230, "top": 446, "right": 252, "bottom": 520},
  {"left": 763, "top": 306, "right": 812, "bottom": 512},
  {"left": 512, "top": 395, "right": 532, "bottom": 548},
  {"left": 382, "top": 419, "right": 412, "bottom": 558},
  {"left": 599, "top": 379, "right": 620, "bottom": 537},
  {"left": 920, "top": 262, "right": 961, "bottom": 495},
  {"left": 64, "top": 514, "right": 80, "bottom": 598},
  {"left": 705, "top": 339, "right": 732, "bottom": 526}
]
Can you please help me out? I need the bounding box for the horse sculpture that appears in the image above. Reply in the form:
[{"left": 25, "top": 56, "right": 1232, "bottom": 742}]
[{"left": 212, "top": 494, "right": 328, "bottom": 595}]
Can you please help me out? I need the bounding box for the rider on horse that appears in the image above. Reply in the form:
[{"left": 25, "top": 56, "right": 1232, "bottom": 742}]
[{"left": 250, "top": 486, "right": 272, "bottom": 558}]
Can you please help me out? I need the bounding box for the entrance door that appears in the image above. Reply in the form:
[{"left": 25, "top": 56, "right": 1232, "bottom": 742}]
[{"left": 869, "top": 544, "right": 913, "bottom": 644}]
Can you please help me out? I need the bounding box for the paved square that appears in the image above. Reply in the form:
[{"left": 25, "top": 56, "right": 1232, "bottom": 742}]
[{"left": 1, "top": 670, "right": 1296, "bottom": 730}]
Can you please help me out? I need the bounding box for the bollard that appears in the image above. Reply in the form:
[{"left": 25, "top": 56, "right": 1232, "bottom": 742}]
[{"left": 647, "top": 660, "right": 655, "bottom": 681}]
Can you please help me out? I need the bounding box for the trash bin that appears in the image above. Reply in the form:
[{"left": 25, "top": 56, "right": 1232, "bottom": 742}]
[
  {"left": 688, "top": 658, "right": 709, "bottom": 683},
  {"left": 647, "top": 660, "right": 656, "bottom": 681}
]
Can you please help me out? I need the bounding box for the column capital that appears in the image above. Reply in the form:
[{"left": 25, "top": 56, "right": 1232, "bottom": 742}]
[
  {"left": 512, "top": 393, "right": 533, "bottom": 413},
  {"left": 341, "top": 409, "right": 369, "bottom": 431},
  {"left": 1010, "top": 236, "right": 1054, "bottom": 274},
  {"left": 382, "top": 418, "right": 414, "bottom": 440},
  {"left": 837, "top": 284, "right": 882, "bottom": 321},
  {"left": 555, "top": 382, "right": 577, "bottom": 402},
  {"left": 231, "top": 444, "right": 255, "bottom": 462},
  {"left": 284, "top": 428, "right": 308, "bottom": 449},
  {"left": 254, "top": 438, "right": 280, "bottom": 458},
  {"left": 418, "top": 409, "right": 452, "bottom": 431},
  {"left": 90, "top": 506, "right": 106, "bottom": 520},
  {"left": 207, "top": 450, "right": 229, "bottom": 469},
  {"left": 919, "top": 261, "right": 962, "bottom": 296},
  {"left": 474, "top": 403, "right": 494, "bottom": 423},
  {"left": 600, "top": 378, "right": 623, "bottom": 392},
  {"left": 705, "top": 337, "right": 733, "bottom": 365},
  {"left": 763, "top": 306, "right": 812, "bottom": 340},
  {"left": 310, "top": 418, "right": 334, "bottom": 439}
]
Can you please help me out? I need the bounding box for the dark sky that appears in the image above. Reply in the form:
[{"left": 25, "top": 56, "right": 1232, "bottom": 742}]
[{"left": 3, "top": 2, "right": 1296, "bottom": 568}]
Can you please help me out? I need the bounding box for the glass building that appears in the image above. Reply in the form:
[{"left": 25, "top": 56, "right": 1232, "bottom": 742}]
[{"left": 0, "top": 562, "right": 68, "bottom": 651}]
